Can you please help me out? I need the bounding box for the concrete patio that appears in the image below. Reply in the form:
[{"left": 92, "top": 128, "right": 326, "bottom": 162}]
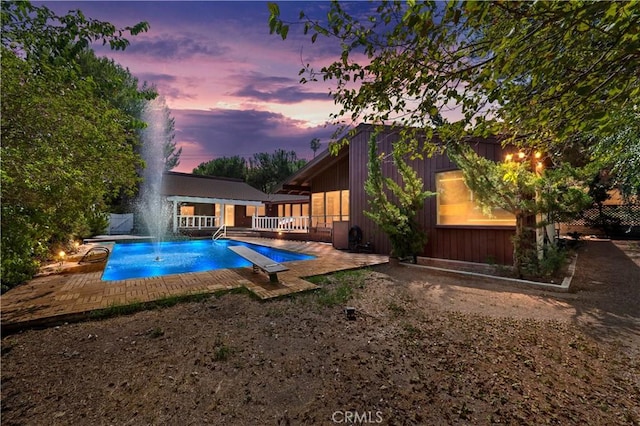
[{"left": 0, "top": 238, "right": 388, "bottom": 330}]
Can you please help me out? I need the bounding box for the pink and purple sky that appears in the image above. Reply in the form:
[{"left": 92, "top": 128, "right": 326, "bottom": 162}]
[{"left": 36, "top": 1, "right": 374, "bottom": 172}]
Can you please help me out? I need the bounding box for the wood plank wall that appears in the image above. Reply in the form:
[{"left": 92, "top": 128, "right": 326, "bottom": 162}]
[
  {"left": 313, "top": 155, "right": 350, "bottom": 192},
  {"left": 348, "top": 125, "right": 515, "bottom": 265}
]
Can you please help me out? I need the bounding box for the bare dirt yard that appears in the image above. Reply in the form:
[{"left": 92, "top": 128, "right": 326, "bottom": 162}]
[{"left": 2, "top": 240, "right": 639, "bottom": 425}]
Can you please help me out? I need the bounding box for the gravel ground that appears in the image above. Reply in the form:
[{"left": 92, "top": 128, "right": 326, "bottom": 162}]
[{"left": 1, "top": 240, "right": 638, "bottom": 425}]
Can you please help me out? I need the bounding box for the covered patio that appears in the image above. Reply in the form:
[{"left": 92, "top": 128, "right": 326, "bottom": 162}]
[{"left": 162, "top": 172, "right": 311, "bottom": 235}]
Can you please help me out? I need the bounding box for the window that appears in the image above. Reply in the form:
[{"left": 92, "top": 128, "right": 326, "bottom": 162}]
[
  {"left": 180, "top": 205, "right": 194, "bottom": 216},
  {"left": 311, "top": 190, "right": 349, "bottom": 225},
  {"left": 311, "top": 193, "right": 325, "bottom": 226},
  {"left": 292, "top": 204, "right": 301, "bottom": 217},
  {"left": 341, "top": 190, "right": 350, "bottom": 221},
  {"left": 325, "top": 191, "right": 340, "bottom": 224},
  {"left": 436, "top": 170, "right": 515, "bottom": 226},
  {"left": 246, "top": 205, "right": 265, "bottom": 217}
]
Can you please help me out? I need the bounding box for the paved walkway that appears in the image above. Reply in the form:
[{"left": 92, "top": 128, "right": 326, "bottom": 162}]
[{"left": 0, "top": 238, "right": 388, "bottom": 329}]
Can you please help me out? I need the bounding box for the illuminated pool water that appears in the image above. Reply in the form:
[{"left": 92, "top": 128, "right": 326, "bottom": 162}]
[{"left": 101, "top": 239, "right": 315, "bottom": 281}]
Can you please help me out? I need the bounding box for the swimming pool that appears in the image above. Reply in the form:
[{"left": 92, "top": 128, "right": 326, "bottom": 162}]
[{"left": 101, "top": 239, "right": 315, "bottom": 281}]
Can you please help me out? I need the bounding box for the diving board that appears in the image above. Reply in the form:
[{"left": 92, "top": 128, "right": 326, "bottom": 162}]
[{"left": 228, "top": 245, "right": 289, "bottom": 283}]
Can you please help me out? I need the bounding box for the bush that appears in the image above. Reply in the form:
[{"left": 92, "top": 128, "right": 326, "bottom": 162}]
[
  {"left": 85, "top": 208, "right": 109, "bottom": 237},
  {"left": 0, "top": 209, "right": 48, "bottom": 292},
  {"left": 522, "top": 242, "right": 568, "bottom": 278}
]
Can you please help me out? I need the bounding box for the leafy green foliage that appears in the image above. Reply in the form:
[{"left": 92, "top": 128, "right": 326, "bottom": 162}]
[
  {"left": 270, "top": 1, "right": 638, "bottom": 145},
  {"left": 269, "top": 0, "right": 637, "bottom": 272},
  {"left": 364, "top": 131, "right": 435, "bottom": 259},
  {"left": 1, "top": 1, "right": 149, "bottom": 63},
  {"left": 590, "top": 107, "right": 640, "bottom": 197},
  {"left": 448, "top": 144, "right": 591, "bottom": 276},
  {"left": 193, "top": 151, "right": 306, "bottom": 193},
  {"left": 246, "top": 149, "right": 306, "bottom": 193},
  {"left": 1, "top": 2, "right": 152, "bottom": 289},
  {"left": 268, "top": 0, "right": 639, "bottom": 197},
  {"left": 193, "top": 156, "right": 248, "bottom": 180},
  {"left": 85, "top": 208, "right": 110, "bottom": 237}
]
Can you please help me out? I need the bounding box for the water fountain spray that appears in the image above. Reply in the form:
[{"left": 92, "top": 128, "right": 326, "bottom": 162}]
[{"left": 138, "top": 97, "right": 171, "bottom": 259}]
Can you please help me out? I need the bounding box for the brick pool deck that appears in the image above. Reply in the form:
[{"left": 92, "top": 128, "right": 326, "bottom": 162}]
[{"left": 0, "top": 238, "right": 388, "bottom": 330}]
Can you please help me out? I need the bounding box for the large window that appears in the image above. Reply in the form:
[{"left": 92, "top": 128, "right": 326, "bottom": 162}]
[
  {"left": 311, "top": 190, "right": 349, "bottom": 225},
  {"left": 436, "top": 170, "right": 515, "bottom": 226},
  {"left": 180, "top": 205, "right": 194, "bottom": 216},
  {"left": 277, "top": 203, "right": 305, "bottom": 217},
  {"left": 341, "top": 190, "right": 350, "bottom": 221},
  {"left": 246, "top": 205, "right": 266, "bottom": 217},
  {"left": 311, "top": 193, "right": 325, "bottom": 225}
]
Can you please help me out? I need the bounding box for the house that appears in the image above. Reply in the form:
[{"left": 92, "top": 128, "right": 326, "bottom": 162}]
[
  {"left": 277, "top": 124, "right": 517, "bottom": 264},
  {"left": 160, "top": 172, "right": 308, "bottom": 233}
]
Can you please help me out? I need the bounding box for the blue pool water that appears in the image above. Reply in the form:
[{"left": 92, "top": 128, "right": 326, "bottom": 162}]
[{"left": 101, "top": 239, "right": 315, "bottom": 281}]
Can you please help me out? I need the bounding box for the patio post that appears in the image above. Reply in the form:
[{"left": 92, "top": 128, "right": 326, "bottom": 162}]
[{"left": 172, "top": 199, "right": 178, "bottom": 233}]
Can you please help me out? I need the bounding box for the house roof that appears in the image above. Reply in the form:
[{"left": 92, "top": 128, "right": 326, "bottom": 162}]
[
  {"left": 161, "top": 172, "right": 270, "bottom": 202},
  {"left": 161, "top": 172, "right": 309, "bottom": 204},
  {"left": 275, "top": 146, "right": 349, "bottom": 195},
  {"left": 266, "top": 193, "right": 309, "bottom": 204},
  {"left": 276, "top": 123, "right": 504, "bottom": 196}
]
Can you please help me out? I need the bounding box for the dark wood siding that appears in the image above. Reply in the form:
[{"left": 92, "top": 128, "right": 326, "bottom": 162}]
[
  {"left": 348, "top": 125, "right": 515, "bottom": 265},
  {"left": 234, "top": 205, "right": 252, "bottom": 228},
  {"left": 312, "top": 155, "right": 349, "bottom": 192}
]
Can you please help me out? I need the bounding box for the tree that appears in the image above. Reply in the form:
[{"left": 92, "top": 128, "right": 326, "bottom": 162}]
[
  {"left": 74, "top": 53, "right": 181, "bottom": 172},
  {"left": 2, "top": 1, "right": 149, "bottom": 63},
  {"left": 590, "top": 107, "right": 640, "bottom": 198},
  {"left": 1, "top": 47, "right": 142, "bottom": 287},
  {"left": 310, "top": 138, "right": 322, "bottom": 158},
  {"left": 364, "top": 129, "right": 435, "bottom": 260},
  {"left": 193, "top": 156, "right": 248, "bottom": 180},
  {"left": 268, "top": 0, "right": 638, "bottom": 269},
  {"left": 246, "top": 150, "right": 306, "bottom": 193},
  {"left": 269, "top": 1, "right": 639, "bottom": 153},
  {"left": 1, "top": 1, "right": 150, "bottom": 289},
  {"left": 447, "top": 144, "right": 592, "bottom": 277}
]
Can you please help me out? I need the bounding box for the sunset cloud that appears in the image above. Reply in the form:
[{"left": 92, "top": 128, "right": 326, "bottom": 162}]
[
  {"left": 35, "top": 1, "right": 363, "bottom": 172},
  {"left": 124, "top": 34, "right": 231, "bottom": 60}
]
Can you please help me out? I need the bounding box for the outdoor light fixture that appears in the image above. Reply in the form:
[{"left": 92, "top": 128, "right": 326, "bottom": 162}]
[
  {"left": 505, "top": 154, "right": 513, "bottom": 162},
  {"left": 518, "top": 152, "right": 526, "bottom": 160},
  {"left": 345, "top": 307, "right": 356, "bottom": 320},
  {"left": 59, "top": 250, "right": 66, "bottom": 265}
]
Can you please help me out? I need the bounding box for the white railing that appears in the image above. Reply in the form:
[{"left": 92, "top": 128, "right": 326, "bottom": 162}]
[
  {"left": 177, "top": 215, "right": 220, "bottom": 229},
  {"left": 252, "top": 216, "right": 309, "bottom": 233},
  {"left": 212, "top": 225, "right": 227, "bottom": 240}
]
